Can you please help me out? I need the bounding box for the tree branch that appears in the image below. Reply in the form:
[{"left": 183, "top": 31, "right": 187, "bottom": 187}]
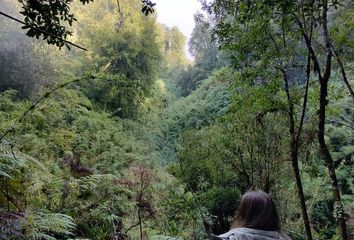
[
  {"left": 0, "top": 190, "right": 23, "bottom": 212},
  {"left": 293, "top": 13, "right": 323, "bottom": 81},
  {"left": 295, "top": 17, "right": 314, "bottom": 145},
  {"left": 333, "top": 49, "right": 354, "bottom": 101},
  {"left": 327, "top": 119, "right": 354, "bottom": 130},
  {"left": 0, "top": 11, "right": 88, "bottom": 51}
]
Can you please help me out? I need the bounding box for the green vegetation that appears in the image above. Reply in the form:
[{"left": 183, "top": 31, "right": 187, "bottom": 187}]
[{"left": 0, "top": 0, "right": 353, "bottom": 239}]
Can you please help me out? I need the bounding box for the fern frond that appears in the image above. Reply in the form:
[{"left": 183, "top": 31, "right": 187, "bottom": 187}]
[
  {"left": 0, "top": 169, "right": 11, "bottom": 178},
  {"left": 150, "top": 236, "right": 182, "bottom": 240},
  {"left": 22, "top": 211, "right": 76, "bottom": 240},
  {"left": 0, "top": 143, "right": 46, "bottom": 179}
]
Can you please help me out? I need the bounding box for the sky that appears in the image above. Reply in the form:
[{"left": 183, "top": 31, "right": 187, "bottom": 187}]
[{"left": 154, "top": 0, "right": 202, "bottom": 59}]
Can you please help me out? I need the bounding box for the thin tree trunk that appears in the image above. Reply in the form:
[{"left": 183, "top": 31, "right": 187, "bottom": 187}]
[
  {"left": 138, "top": 208, "right": 143, "bottom": 240},
  {"left": 316, "top": 2, "right": 348, "bottom": 239},
  {"left": 291, "top": 145, "right": 313, "bottom": 240},
  {"left": 318, "top": 78, "right": 347, "bottom": 240},
  {"left": 269, "top": 24, "right": 313, "bottom": 239},
  {"left": 282, "top": 69, "right": 313, "bottom": 240},
  {"left": 294, "top": 3, "right": 348, "bottom": 237}
]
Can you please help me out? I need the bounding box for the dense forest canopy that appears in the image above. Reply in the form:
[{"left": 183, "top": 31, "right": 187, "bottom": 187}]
[{"left": 0, "top": 0, "right": 353, "bottom": 240}]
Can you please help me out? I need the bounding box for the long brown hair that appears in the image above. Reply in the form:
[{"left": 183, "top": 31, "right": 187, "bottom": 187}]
[{"left": 233, "top": 190, "right": 281, "bottom": 231}]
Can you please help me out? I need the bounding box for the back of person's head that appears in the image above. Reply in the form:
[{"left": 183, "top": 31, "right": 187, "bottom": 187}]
[{"left": 234, "top": 190, "right": 280, "bottom": 231}]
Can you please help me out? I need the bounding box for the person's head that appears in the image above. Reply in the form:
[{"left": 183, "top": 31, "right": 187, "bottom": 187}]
[{"left": 233, "top": 190, "right": 280, "bottom": 231}]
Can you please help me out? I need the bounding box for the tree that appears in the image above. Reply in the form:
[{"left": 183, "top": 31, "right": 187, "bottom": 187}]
[
  {"left": 173, "top": 12, "right": 229, "bottom": 96},
  {"left": 293, "top": 2, "right": 351, "bottom": 239},
  {"left": 170, "top": 68, "right": 303, "bottom": 235},
  {"left": 203, "top": 0, "right": 352, "bottom": 239},
  {"left": 0, "top": 0, "right": 156, "bottom": 50},
  {"left": 189, "top": 12, "right": 227, "bottom": 81},
  {"left": 70, "top": 0, "right": 162, "bottom": 119},
  {"left": 161, "top": 25, "right": 187, "bottom": 70}
]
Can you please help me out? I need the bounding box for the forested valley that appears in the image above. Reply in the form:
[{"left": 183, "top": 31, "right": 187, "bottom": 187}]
[{"left": 0, "top": 0, "right": 353, "bottom": 239}]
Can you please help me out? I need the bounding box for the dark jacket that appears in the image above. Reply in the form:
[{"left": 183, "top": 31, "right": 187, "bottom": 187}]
[{"left": 217, "top": 227, "right": 291, "bottom": 240}]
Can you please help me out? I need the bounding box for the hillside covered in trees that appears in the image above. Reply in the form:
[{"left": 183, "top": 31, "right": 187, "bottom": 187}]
[{"left": 0, "top": 0, "right": 353, "bottom": 239}]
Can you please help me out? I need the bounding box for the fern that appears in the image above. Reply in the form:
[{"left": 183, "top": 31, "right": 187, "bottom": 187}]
[
  {"left": 150, "top": 236, "right": 182, "bottom": 240},
  {"left": 22, "top": 211, "right": 76, "bottom": 240},
  {"left": 75, "top": 174, "right": 134, "bottom": 196},
  {"left": 0, "top": 142, "right": 45, "bottom": 179}
]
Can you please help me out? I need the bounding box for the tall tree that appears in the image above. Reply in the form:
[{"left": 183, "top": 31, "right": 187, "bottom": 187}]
[
  {"left": 174, "top": 13, "right": 229, "bottom": 96},
  {"left": 189, "top": 13, "right": 226, "bottom": 77},
  {"left": 293, "top": 1, "right": 350, "bottom": 238},
  {"left": 71, "top": 0, "right": 162, "bottom": 118},
  {"left": 161, "top": 25, "right": 187, "bottom": 69}
]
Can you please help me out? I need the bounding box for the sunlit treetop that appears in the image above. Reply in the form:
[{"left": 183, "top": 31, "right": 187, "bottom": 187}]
[{"left": 16, "top": 0, "right": 156, "bottom": 50}]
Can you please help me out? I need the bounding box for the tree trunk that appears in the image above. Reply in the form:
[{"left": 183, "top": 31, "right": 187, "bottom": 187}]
[
  {"left": 317, "top": 2, "right": 348, "bottom": 238},
  {"left": 282, "top": 70, "right": 313, "bottom": 240},
  {"left": 290, "top": 145, "right": 313, "bottom": 240},
  {"left": 318, "top": 78, "right": 348, "bottom": 240},
  {"left": 295, "top": 2, "right": 349, "bottom": 237}
]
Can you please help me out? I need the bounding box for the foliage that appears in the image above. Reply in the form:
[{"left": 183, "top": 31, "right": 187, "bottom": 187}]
[
  {"left": 198, "top": 0, "right": 354, "bottom": 238},
  {"left": 72, "top": 0, "right": 162, "bottom": 118},
  {"left": 170, "top": 72, "right": 289, "bottom": 234},
  {"left": 170, "top": 12, "right": 230, "bottom": 97},
  {"left": 0, "top": 0, "right": 353, "bottom": 239},
  {"left": 16, "top": 0, "right": 156, "bottom": 49},
  {"left": 22, "top": 212, "right": 76, "bottom": 240},
  {"left": 160, "top": 26, "right": 187, "bottom": 71},
  {"left": 0, "top": 87, "right": 155, "bottom": 239}
]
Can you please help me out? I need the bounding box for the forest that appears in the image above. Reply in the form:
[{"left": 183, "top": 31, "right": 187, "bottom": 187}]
[{"left": 0, "top": 0, "right": 353, "bottom": 239}]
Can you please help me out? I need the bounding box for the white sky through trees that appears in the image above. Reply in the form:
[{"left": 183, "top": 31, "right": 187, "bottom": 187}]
[{"left": 154, "top": 0, "right": 202, "bottom": 59}]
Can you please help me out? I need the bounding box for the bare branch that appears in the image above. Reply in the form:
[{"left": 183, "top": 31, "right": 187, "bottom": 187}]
[{"left": 333, "top": 49, "right": 354, "bottom": 101}]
